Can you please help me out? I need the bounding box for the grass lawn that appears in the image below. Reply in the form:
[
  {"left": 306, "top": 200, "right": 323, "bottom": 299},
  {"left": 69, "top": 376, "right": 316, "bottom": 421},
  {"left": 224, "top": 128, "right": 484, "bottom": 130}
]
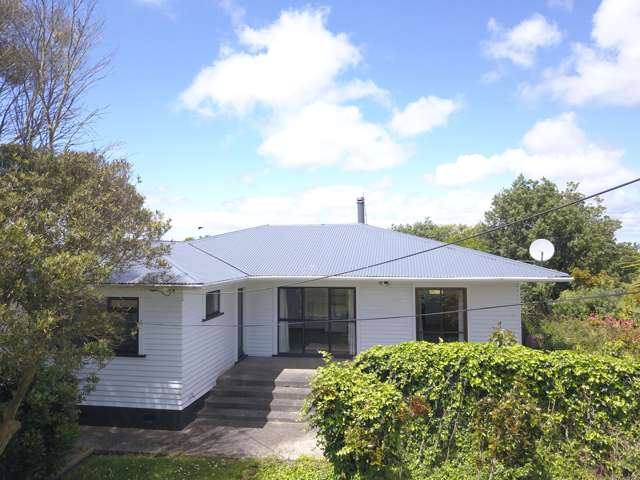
[{"left": 64, "top": 454, "right": 333, "bottom": 480}]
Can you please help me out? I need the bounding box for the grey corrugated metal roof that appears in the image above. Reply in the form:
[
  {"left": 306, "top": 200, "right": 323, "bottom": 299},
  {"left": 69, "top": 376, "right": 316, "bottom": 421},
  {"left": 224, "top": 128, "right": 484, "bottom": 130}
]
[
  {"left": 110, "top": 223, "right": 570, "bottom": 285},
  {"left": 108, "top": 240, "right": 247, "bottom": 285}
]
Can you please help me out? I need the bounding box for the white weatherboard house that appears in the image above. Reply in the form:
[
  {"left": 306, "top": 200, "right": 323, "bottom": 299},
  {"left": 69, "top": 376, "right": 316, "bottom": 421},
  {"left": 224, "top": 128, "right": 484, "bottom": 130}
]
[{"left": 80, "top": 211, "right": 571, "bottom": 429}]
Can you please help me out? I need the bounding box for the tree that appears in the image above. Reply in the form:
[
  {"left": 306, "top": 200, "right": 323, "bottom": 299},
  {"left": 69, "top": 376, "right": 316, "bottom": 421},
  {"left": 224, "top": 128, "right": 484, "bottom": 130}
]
[
  {"left": 392, "top": 218, "right": 490, "bottom": 252},
  {"left": 483, "top": 175, "right": 637, "bottom": 279},
  {"left": 0, "top": 145, "right": 170, "bottom": 454},
  {"left": 0, "top": 0, "right": 108, "bottom": 152}
]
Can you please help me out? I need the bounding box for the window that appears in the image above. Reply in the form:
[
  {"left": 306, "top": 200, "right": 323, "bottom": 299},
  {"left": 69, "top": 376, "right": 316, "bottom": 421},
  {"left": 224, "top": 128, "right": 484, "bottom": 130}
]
[
  {"left": 416, "top": 288, "right": 467, "bottom": 342},
  {"left": 205, "top": 290, "right": 222, "bottom": 320},
  {"left": 107, "top": 297, "right": 140, "bottom": 356},
  {"left": 278, "top": 287, "right": 356, "bottom": 356}
]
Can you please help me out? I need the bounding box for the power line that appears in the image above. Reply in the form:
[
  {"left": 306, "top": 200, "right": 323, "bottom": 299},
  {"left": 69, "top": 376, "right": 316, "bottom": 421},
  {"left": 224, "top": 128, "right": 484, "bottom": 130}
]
[
  {"left": 169, "top": 176, "right": 640, "bottom": 298},
  {"left": 137, "top": 289, "right": 640, "bottom": 329}
]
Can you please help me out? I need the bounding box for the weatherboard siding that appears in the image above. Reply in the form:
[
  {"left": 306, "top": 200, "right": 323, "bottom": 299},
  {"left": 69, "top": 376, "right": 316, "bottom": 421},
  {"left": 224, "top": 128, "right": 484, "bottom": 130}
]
[
  {"left": 466, "top": 282, "right": 521, "bottom": 343},
  {"left": 243, "top": 281, "right": 275, "bottom": 356},
  {"left": 356, "top": 280, "right": 522, "bottom": 352},
  {"left": 181, "top": 287, "right": 237, "bottom": 408},
  {"left": 408, "top": 281, "right": 522, "bottom": 344},
  {"left": 239, "top": 279, "right": 523, "bottom": 356},
  {"left": 82, "top": 280, "right": 523, "bottom": 413},
  {"left": 81, "top": 286, "right": 185, "bottom": 410},
  {"left": 357, "top": 282, "right": 415, "bottom": 353}
]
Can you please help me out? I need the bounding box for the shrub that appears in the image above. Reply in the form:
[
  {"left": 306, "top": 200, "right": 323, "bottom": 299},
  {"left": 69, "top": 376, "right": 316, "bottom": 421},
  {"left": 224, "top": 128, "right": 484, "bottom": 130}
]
[
  {"left": 488, "top": 322, "right": 518, "bottom": 346},
  {"left": 540, "top": 314, "right": 640, "bottom": 357},
  {"left": 0, "top": 365, "right": 81, "bottom": 480},
  {"left": 552, "top": 285, "right": 622, "bottom": 319},
  {"left": 304, "top": 342, "right": 640, "bottom": 479}
]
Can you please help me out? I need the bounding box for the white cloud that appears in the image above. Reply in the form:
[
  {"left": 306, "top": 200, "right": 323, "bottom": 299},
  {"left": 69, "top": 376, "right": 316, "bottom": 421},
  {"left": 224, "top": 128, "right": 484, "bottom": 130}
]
[
  {"left": 430, "top": 112, "right": 635, "bottom": 193},
  {"left": 484, "top": 14, "right": 562, "bottom": 68},
  {"left": 522, "top": 0, "right": 640, "bottom": 106},
  {"left": 324, "top": 79, "right": 390, "bottom": 106},
  {"left": 390, "top": 96, "right": 461, "bottom": 138},
  {"left": 520, "top": 112, "right": 587, "bottom": 153},
  {"left": 178, "top": 8, "right": 361, "bottom": 115},
  {"left": 154, "top": 183, "right": 493, "bottom": 240},
  {"left": 427, "top": 113, "right": 640, "bottom": 240},
  {"left": 178, "top": 7, "right": 459, "bottom": 172},
  {"left": 259, "top": 102, "right": 408, "bottom": 170}
]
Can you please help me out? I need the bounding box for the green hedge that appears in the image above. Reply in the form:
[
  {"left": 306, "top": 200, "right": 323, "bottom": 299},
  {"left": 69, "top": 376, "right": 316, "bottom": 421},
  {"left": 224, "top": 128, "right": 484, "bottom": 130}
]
[{"left": 304, "top": 343, "right": 640, "bottom": 479}]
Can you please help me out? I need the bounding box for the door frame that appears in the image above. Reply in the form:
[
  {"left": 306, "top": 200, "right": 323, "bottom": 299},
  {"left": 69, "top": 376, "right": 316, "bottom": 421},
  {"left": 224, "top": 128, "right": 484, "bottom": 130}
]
[
  {"left": 276, "top": 286, "right": 356, "bottom": 357},
  {"left": 415, "top": 287, "right": 468, "bottom": 342},
  {"left": 237, "top": 287, "right": 246, "bottom": 361}
]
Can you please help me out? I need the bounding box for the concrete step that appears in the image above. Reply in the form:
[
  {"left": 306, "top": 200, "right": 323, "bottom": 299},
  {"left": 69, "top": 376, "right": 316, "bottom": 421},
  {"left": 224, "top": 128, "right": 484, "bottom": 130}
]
[
  {"left": 198, "top": 407, "right": 302, "bottom": 423},
  {"left": 210, "top": 384, "right": 311, "bottom": 400},
  {"left": 191, "top": 417, "right": 301, "bottom": 428},
  {"left": 205, "top": 396, "right": 304, "bottom": 412},
  {"left": 220, "top": 366, "right": 317, "bottom": 379},
  {"left": 216, "top": 375, "right": 311, "bottom": 388},
  {"left": 199, "top": 359, "right": 319, "bottom": 427}
]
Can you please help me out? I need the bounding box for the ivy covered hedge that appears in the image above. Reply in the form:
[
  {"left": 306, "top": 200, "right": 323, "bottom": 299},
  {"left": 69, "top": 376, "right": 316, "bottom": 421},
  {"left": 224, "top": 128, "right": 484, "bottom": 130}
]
[{"left": 304, "top": 342, "right": 640, "bottom": 479}]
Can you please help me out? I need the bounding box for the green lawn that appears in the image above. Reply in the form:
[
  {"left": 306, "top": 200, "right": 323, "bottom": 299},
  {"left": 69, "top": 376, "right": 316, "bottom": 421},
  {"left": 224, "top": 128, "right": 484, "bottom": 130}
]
[{"left": 64, "top": 455, "right": 333, "bottom": 480}]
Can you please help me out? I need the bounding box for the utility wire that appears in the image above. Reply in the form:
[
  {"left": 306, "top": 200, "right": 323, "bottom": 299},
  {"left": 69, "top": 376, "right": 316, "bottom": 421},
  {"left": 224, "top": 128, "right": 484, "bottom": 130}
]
[
  {"left": 136, "top": 289, "right": 640, "bottom": 329},
  {"left": 169, "top": 176, "right": 640, "bottom": 298}
]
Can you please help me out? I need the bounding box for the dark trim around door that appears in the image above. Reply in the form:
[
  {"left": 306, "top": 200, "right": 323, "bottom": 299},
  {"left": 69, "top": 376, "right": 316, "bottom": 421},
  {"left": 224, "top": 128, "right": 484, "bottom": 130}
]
[
  {"left": 237, "top": 287, "right": 246, "bottom": 362},
  {"left": 415, "top": 287, "right": 468, "bottom": 342},
  {"left": 277, "top": 286, "right": 357, "bottom": 357}
]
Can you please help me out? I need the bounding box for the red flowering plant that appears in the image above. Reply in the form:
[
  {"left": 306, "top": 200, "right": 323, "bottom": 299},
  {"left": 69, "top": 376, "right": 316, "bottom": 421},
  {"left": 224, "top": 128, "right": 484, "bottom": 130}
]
[{"left": 588, "top": 313, "right": 640, "bottom": 356}]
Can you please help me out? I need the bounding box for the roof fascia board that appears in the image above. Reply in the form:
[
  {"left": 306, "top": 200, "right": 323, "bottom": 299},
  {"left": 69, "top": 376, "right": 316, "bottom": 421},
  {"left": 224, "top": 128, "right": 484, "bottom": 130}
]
[{"left": 103, "top": 276, "right": 573, "bottom": 288}]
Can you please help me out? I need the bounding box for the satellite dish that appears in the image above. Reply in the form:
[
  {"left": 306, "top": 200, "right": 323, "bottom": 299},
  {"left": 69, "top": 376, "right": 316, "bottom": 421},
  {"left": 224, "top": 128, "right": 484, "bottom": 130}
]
[{"left": 529, "top": 239, "right": 555, "bottom": 263}]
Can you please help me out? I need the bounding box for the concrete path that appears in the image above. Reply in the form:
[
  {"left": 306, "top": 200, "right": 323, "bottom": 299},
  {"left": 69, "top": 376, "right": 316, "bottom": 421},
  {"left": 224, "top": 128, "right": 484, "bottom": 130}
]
[
  {"left": 78, "top": 357, "right": 326, "bottom": 459},
  {"left": 77, "top": 420, "right": 322, "bottom": 459}
]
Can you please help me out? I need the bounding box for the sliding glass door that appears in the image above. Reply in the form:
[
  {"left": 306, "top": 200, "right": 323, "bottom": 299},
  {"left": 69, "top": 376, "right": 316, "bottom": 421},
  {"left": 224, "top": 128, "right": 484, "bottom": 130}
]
[
  {"left": 278, "top": 287, "right": 356, "bottom": 356},
  {"left": 416, "top": 288, "right": 467, "bottom": 342}
]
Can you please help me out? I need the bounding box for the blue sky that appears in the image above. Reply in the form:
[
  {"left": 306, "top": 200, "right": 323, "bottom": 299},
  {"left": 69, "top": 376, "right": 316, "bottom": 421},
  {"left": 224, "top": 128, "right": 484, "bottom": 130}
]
[{"left": 87, "top": 0, "right": 640, "bottom": 242}]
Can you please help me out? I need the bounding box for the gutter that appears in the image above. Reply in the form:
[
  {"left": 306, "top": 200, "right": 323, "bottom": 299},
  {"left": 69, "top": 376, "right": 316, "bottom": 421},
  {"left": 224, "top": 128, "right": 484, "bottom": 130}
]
[{"left": 102, "top": 276, "right": 573, "bottom": 289}]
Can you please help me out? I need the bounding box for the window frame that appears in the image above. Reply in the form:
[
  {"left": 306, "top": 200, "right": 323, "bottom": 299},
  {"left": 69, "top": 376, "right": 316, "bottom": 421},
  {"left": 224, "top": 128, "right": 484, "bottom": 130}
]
[
  {"left": 107, "top": 296, "right": 143, "bottom": 357},
  {"left": 204, "top": 290, "right": 223, "bottom": 321},
  {"left": 415, "top": 287, "right": 468, "bottom": 342},
  {"left": 277, "top": 286, "right": 357, "bottom": 356}
]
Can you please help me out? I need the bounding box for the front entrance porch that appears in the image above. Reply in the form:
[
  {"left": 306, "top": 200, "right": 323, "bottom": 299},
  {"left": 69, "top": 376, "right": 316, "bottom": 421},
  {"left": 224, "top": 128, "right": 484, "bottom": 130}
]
[
  {"left": 76, "top": 357, "right": 324, "bottom": 459},
  {"left": 196, "top": 356, "right": 323, "bottom": 428}
]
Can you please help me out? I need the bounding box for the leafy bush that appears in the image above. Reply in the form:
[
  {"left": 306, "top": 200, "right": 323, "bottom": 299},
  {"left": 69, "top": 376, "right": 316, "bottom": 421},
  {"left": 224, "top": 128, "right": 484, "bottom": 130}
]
[
  {"left": 304, "top": 342, "right": 640, "bottom": 479},
  {"left": 0, "top": 365, "right": 81, "bottom": 480},
  {"left": 540, "top": 313, "right": 640, "bottom": 357},
  {"left": 488, "top": 322, "right": 518, "bottom": 346},
  {"left": 530, "top": 270, "right": 640, "bottom": 357},
  {"left": 552, "top": 285, "right": 622, "bottom": 319}
]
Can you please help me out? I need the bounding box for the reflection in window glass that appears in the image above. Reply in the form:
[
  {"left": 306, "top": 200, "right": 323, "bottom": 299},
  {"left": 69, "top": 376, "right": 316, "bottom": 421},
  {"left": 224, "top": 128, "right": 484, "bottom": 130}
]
[
  {"left": 206, "top": 290, "right": 221, "bottom": 318},
  {"left": 278, "top": 288, "right": 356, "bottom": 355},
  {"left": 416, "top": 288, "right": 466, "bottom": 342},
  {"left": 108, "top": 297, "right": 139, "bottom": 356},
  {"left": 304, "top": 288, "right": 329, "bottom": 320}
]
